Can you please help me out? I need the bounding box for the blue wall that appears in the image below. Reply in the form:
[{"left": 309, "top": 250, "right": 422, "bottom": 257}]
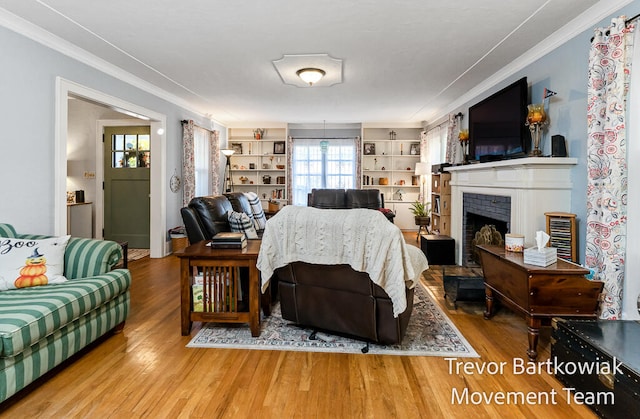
[
  {"left": 439, "top": 2, "right": 639, "bottom": 263},
  {"left": 0, "top": 24, "right": 213, "bottom": 235}
]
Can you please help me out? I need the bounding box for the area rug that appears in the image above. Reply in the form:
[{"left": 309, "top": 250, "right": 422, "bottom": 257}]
[
  {"left": 187, "top": 282, "right": 479, "bottom": 357},
  {"left": 127, "top": 249, "right": 149, "bottom": 262}
]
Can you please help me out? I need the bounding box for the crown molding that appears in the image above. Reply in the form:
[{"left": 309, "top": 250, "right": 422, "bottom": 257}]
[
  {"left": 0, "top": 7, "right": 227, "bottom": 126},
  {"left": 425, "top": 0, "right": 634, "bottom": 125}
]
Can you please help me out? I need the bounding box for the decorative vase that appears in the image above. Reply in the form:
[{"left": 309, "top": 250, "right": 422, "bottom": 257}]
[
  {"left": 526, "top": 104, "right": 547, "bottom": 157},
  {"left": 458, "top": 129, "right": 469, "bottom": 163}
]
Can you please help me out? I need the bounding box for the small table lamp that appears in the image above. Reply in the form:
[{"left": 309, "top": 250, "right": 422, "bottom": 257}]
[
  {"left": 221, "top": 149, "right": 236, "bottom": 192},
  {"left": 414, "top": 162, "right": 430, "bottom": 202}
]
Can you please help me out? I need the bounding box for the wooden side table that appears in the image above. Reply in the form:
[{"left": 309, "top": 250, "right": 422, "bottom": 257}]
[
  {"left": 477, "top": 244, "right": 603, "bottom": 361},
  {"left": 175, "top": 240, "right": 264, "bottom": 337}
]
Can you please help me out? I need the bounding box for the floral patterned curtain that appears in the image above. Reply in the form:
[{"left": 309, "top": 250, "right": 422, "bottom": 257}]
[
  {"left": 445, "top": 113, "right": 459, "bottom": 164},
  {"left": 354, "top": 136, "right": 362, "bottom": 188},
  {"left": 586, "top": 17, "right": 635, "bottom": 319},
  {"left": 209, "top": 130, "right": 221, "bottom": 194},
  {"left": 286, "top": 135, "right": 293, "bottom": 204},
  {"left": 182, "top": 120, "right": 195, "bottom": 207}
]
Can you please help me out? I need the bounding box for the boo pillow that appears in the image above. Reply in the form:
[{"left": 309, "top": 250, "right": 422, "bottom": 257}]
[{"left": 0, "top": 235, "right": 70, "bottom": 291}]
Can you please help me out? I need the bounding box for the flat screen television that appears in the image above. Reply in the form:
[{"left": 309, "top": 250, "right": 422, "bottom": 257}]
[{"left": 468, "top": 77, "right": 529, "bottom": 161}]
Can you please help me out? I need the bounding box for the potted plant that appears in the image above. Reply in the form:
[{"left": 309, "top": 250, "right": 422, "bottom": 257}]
[{"left": 410, "top": 201, "right": 431, "bottom": 225}]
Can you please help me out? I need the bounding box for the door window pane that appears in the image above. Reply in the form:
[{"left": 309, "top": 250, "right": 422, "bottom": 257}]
[{"left": 111, "top": 133, "right": 151, "bottom": 168}]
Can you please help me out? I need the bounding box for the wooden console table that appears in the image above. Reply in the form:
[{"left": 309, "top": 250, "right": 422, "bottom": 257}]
[
  {"left": 175, "top": 240, "right": 263, "bottom": 337},
  {"left": 477, "top": 244, "right": 603, "bottom": 361}
]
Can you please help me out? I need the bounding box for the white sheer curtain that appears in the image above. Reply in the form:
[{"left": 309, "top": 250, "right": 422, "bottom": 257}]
[{"left": 193, "top": 126, "right": 210, "bottom": 197}]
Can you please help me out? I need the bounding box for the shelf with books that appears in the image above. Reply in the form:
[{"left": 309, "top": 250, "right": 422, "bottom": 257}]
[
  {"left": 430, "top": 172, "right": 451, "bottom": 235},
  {"left": 362, "top": 126, "right": 422, "bottom": 230},
  {"left": 227, "top": 127, "right": 288, "bottom": 207}
]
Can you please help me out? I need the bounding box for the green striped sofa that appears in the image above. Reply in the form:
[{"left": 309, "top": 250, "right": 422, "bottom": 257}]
[{"left": 0, "top": 223, "right": 131, "bottom": 403}]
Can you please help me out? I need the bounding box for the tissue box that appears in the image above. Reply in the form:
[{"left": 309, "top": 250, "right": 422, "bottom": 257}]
[{"left": 523, "top": 247, "right": 557, "bottom": 267}]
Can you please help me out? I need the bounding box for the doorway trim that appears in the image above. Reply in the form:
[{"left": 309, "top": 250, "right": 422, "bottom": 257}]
[{"left": 55, "top": 77, "right": 167, "bottom": 258}]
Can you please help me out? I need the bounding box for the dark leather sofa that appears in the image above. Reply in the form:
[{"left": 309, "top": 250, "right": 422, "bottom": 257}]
[
  {"left": 180, "top": 192, "right": 259, "bottom": 244},
  {"left": 307, "top": 188, "right": 395, "bottom": 222}
]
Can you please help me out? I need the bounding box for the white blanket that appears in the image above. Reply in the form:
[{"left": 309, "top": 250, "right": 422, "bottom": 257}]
[{"left": 257, "top": 206, "right": 429, "bottom": 317}]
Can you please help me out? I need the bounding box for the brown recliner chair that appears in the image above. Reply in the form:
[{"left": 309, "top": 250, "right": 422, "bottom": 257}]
[{"left": 275, "top": 262, "right": 414, "bottom": 345}]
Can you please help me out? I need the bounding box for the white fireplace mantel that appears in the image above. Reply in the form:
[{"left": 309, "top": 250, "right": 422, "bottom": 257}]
[{"left": 446, "top": 157, "right": 578, "bottom": 265}]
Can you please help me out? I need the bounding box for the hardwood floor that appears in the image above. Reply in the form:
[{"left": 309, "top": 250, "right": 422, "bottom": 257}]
[{"left": 1, "top": 235, "right": 596, "bottom": 418}]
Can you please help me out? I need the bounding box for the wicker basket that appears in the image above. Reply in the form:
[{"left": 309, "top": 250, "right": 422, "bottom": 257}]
[
  {"left": 171, "top": 236, "right": 188, "bottom": 252},
  {"left": 379, "top": 177, "right": 389, "bottom": 185},
  {"left": 268, "top": 201, "right": 279, "bottom": 212}
]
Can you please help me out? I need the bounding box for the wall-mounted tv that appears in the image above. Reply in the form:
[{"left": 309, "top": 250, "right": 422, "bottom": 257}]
[{"left": 468, "top": 77, "right": 529, "bottom": 161}]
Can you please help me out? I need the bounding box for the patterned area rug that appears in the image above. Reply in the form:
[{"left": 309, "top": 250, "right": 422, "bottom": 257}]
[
  {"left": 187, "top": 282, "right": 479, "bottom": 357},
  {"left": 128, "top": 249, "right": 149, "bottom": 262}
]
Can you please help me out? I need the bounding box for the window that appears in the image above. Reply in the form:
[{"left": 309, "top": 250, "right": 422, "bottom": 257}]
[
  {"left": 193, "top": 126, "right": 210, "bottom": 196},
  {"left": 111, "top": 133, "right": 150, "bottom": 168},
  {"left": 291, "top": 138, "right": 356, "bottom": 206},
  {"left": 423, "top": 126, "right": 448, "bottom": 197}
]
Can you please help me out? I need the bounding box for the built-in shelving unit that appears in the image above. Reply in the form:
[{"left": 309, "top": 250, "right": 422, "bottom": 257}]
[
  {"left": 361, "top": 127, "right": 422, "bottom": 229},
  {"left": 226, "top": 127, "right": 288, "bottom": 208},
  {"left": 431, "top": 172, "right": 451, "bottom": 235}
]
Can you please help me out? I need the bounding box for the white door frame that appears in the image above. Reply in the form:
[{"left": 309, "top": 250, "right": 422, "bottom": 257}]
[{"left": 55, "top": 77, "right": 167, "bottom": 258}]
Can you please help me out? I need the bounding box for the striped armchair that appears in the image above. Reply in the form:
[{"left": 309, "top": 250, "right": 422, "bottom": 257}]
[{"left": 0, "top": 223, "right": 132, "bottom": 403}]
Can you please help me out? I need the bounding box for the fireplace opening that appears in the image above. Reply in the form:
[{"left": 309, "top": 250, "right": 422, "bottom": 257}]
[
  {"left": 462, "top": 193, "right": 511, "bottom": 265},
  {"left": 465, "top": 213, "right": 509, "bottom": 265}
]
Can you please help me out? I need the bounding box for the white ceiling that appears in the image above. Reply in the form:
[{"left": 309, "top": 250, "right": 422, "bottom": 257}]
[{"left": 0, "top": 0, "right": 626, "bottom": 125}]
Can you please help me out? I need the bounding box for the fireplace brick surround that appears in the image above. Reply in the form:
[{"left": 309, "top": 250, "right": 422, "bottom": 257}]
[{"left": 446, "top": 157, "right": 578, "bottom": 265}]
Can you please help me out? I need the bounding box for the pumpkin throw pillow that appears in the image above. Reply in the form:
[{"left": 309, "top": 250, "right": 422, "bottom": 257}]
[
  {"left": 227, "top": 210, "right": 258, "bottom": 239},
  {"left": 0, "top": 235, "right": 70, "bottom": 290}
]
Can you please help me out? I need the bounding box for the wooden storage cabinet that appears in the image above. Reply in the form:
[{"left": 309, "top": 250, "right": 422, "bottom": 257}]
[
  {"left": 227, "top": 127, "right": 288, "bottom": 208},
  {"left": 431, "top": 172, "right": 451, "bottom": 235},
  {"left": 361, "top": 127, "right": 422, "bottom": 229},
  {"left": 477, "top": 244, "right": 603, "bottom": 361}
]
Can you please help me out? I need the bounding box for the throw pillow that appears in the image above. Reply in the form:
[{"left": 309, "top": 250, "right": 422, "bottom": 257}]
[
  {"left": 243, "top": 192, "right": 267, "bottom": 230},
  {"left": 227, "top": 210, "right": 258, "bottom": 239},
  {"left": 0, "top": 235, "right": 70, "bottom": 290}
]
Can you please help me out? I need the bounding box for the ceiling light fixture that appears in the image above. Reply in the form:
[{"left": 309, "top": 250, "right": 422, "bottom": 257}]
[{"left": 296, "top": 68, "right": 326, "bottom": 86}]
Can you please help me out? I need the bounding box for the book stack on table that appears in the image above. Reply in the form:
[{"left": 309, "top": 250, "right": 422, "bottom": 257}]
[{"left": 210, "top": 232, "right": 247, "bottom": 249}]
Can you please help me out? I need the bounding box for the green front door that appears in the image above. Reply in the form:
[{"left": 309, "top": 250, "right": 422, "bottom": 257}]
[{"left": 104, "top": 126, "right": 151, "bottom": 248}]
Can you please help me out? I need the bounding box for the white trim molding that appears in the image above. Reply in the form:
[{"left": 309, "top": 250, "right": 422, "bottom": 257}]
[{"left": 56, "top": 78, "right": 168, "bottom": 258}]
